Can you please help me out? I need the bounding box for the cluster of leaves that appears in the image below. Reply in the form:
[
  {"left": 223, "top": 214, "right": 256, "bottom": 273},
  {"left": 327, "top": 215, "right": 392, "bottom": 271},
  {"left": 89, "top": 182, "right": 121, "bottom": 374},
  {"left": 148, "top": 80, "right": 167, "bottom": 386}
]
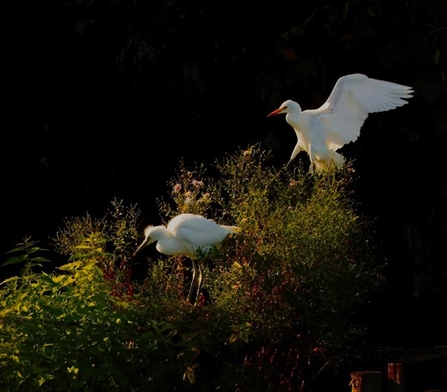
[{"left": 0, "top": 145, "right": 385, "bottom": 391}]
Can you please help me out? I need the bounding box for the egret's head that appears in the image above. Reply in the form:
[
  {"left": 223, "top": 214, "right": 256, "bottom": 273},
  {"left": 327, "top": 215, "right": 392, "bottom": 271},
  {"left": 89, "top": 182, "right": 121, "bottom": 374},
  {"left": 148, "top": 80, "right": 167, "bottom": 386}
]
[
  {"left": 133, "top": 225, "right": 157, "bottom": 256},
  {"left": 267, "top": 100, "right": 301, "bottom": 117}
]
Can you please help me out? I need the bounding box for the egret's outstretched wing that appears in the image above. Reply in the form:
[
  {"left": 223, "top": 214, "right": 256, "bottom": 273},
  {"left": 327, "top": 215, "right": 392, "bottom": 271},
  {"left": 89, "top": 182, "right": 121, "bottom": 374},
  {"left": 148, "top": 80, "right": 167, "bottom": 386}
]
[
  {"left": 167, "top": 214, "right": 231, "bottom": 247},
  {"left": 316, "top": 74, "right": 414, "bottom": 148}
]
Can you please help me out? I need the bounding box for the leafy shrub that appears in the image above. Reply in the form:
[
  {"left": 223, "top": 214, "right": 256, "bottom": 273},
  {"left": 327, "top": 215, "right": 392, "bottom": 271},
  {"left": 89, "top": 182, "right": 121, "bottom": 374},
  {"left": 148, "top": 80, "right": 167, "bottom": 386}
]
[{"left": 0, "top": 145, "right": 384, "bottom": 391}]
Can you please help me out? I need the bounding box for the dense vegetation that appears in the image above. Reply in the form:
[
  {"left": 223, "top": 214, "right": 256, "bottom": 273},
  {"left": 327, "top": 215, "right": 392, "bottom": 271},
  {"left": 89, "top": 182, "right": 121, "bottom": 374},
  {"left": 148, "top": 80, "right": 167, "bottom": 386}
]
[{"left": 1, "top": 147, "right": 384, "bottom": 391}]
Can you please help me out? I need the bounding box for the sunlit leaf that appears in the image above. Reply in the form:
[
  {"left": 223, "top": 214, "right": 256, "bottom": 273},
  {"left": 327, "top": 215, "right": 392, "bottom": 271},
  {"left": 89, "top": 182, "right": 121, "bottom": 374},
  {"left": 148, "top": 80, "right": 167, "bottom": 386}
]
[
  {"left": 229, "top": 334, "right": 238, "bottom": 344},
  {"left": 0, "top": 276, "right": 21, "bottom": 286}
]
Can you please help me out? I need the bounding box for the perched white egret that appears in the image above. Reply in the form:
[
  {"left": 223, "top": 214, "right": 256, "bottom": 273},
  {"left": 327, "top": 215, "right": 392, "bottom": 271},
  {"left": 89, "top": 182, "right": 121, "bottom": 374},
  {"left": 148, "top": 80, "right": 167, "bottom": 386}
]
[
  {"left": 134, "top": 213, "right": 241, "bottom": 304},
  {"left": 267, "top": 73, "right": 414, "bottom": 171}
]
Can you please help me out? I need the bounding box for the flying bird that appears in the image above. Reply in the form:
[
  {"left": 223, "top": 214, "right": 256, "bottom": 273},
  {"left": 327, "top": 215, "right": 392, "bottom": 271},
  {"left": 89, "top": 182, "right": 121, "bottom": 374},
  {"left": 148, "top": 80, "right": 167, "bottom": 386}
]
[
  {"left": 134, "top": 213, "right": 241, "bottom": 304},
  {"left": 267, "top": 73, "right": 414, "bottom": 171}
]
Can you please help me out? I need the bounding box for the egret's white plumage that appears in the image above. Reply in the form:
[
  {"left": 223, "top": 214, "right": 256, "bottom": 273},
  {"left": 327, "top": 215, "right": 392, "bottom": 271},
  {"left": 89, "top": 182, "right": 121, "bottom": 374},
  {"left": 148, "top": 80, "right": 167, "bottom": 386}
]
[
  {"left": 267, "top": 73, "right": 414, "bottom": 171},
  {"left": 134, "top": 213, "right": 241, "bottom": 304}
]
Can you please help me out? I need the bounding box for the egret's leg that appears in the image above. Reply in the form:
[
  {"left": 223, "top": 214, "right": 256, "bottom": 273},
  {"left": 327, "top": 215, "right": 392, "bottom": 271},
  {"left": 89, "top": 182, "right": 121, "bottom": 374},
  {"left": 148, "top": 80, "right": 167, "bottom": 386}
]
[
  {"left": 194, "top": 262, "right": 203, "bottom": 305},
  {"left": 309, "top": 148, "right": 316, "bottom": 174},
  {"left": 286, "top": 143, "right": 302, "bottom": 168},
  {"left": 187, "top": 259, "right": 197, "bottom": 303}
]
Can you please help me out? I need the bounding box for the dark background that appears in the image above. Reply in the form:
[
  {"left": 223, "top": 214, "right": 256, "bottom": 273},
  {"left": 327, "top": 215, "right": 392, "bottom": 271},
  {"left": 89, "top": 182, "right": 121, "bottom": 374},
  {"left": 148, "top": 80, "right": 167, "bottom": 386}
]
[{"left": 4, "top": 0, "right": 447, "bottom": 349}]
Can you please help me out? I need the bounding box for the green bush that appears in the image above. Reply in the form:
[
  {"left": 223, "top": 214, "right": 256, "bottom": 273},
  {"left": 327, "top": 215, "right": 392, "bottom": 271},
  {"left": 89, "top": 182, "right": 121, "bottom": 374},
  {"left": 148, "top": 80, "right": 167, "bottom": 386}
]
[{"left": 0, "top": 145, "right": 384, "bottom": 391}]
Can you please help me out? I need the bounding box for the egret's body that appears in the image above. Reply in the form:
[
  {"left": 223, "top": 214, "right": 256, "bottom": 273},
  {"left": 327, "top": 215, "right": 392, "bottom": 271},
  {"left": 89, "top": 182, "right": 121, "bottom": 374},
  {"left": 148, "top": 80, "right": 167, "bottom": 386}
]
[
  {"left": 267, "top": 74, "right": 414, "bottom": 171},
  {"left": 134, "top": 213, "right": 241, "bottom": 304}
]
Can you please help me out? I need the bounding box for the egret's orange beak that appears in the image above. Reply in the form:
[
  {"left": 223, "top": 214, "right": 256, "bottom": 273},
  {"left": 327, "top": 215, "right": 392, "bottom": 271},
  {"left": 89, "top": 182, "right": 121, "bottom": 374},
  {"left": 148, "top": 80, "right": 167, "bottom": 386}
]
[{"left": 267, "top": 107, "right": 284, "bottom": 117}]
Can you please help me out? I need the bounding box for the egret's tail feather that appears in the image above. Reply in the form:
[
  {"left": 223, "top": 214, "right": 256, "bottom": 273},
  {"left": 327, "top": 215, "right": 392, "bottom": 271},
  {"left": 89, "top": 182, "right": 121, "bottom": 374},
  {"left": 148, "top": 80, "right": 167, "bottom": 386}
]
[{"left": 224, "top": 225, "right": 242, "bottom": 234}]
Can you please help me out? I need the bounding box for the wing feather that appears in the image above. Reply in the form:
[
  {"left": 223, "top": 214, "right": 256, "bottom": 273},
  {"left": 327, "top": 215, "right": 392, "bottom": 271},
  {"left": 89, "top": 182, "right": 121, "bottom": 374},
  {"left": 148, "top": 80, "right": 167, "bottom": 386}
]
[
  {"left": 167, "top": 214, "right": 230, "bottom": 247},
  {"left": 317, "top": 74, "right": 413, "bottom": 145}
]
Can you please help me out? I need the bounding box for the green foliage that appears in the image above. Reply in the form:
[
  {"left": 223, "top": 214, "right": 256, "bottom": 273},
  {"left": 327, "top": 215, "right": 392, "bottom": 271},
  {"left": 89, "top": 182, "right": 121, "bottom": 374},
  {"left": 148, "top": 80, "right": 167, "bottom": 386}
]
[
  {"left": 52, "top": 198, "right": 139, "bottom": 262},
  {"left": 0, "top": 145, "right": 384, "bottom": 391},
  {"left": 2, "top": 237, "right": 51, "bottom": 279}
]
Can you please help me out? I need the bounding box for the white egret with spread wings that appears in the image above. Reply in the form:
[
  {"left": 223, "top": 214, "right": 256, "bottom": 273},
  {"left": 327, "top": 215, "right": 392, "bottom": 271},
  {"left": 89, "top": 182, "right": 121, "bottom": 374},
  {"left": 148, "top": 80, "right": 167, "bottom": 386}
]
[{"left": 267, "top": 74, "right": 414, "bottom": 171}]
